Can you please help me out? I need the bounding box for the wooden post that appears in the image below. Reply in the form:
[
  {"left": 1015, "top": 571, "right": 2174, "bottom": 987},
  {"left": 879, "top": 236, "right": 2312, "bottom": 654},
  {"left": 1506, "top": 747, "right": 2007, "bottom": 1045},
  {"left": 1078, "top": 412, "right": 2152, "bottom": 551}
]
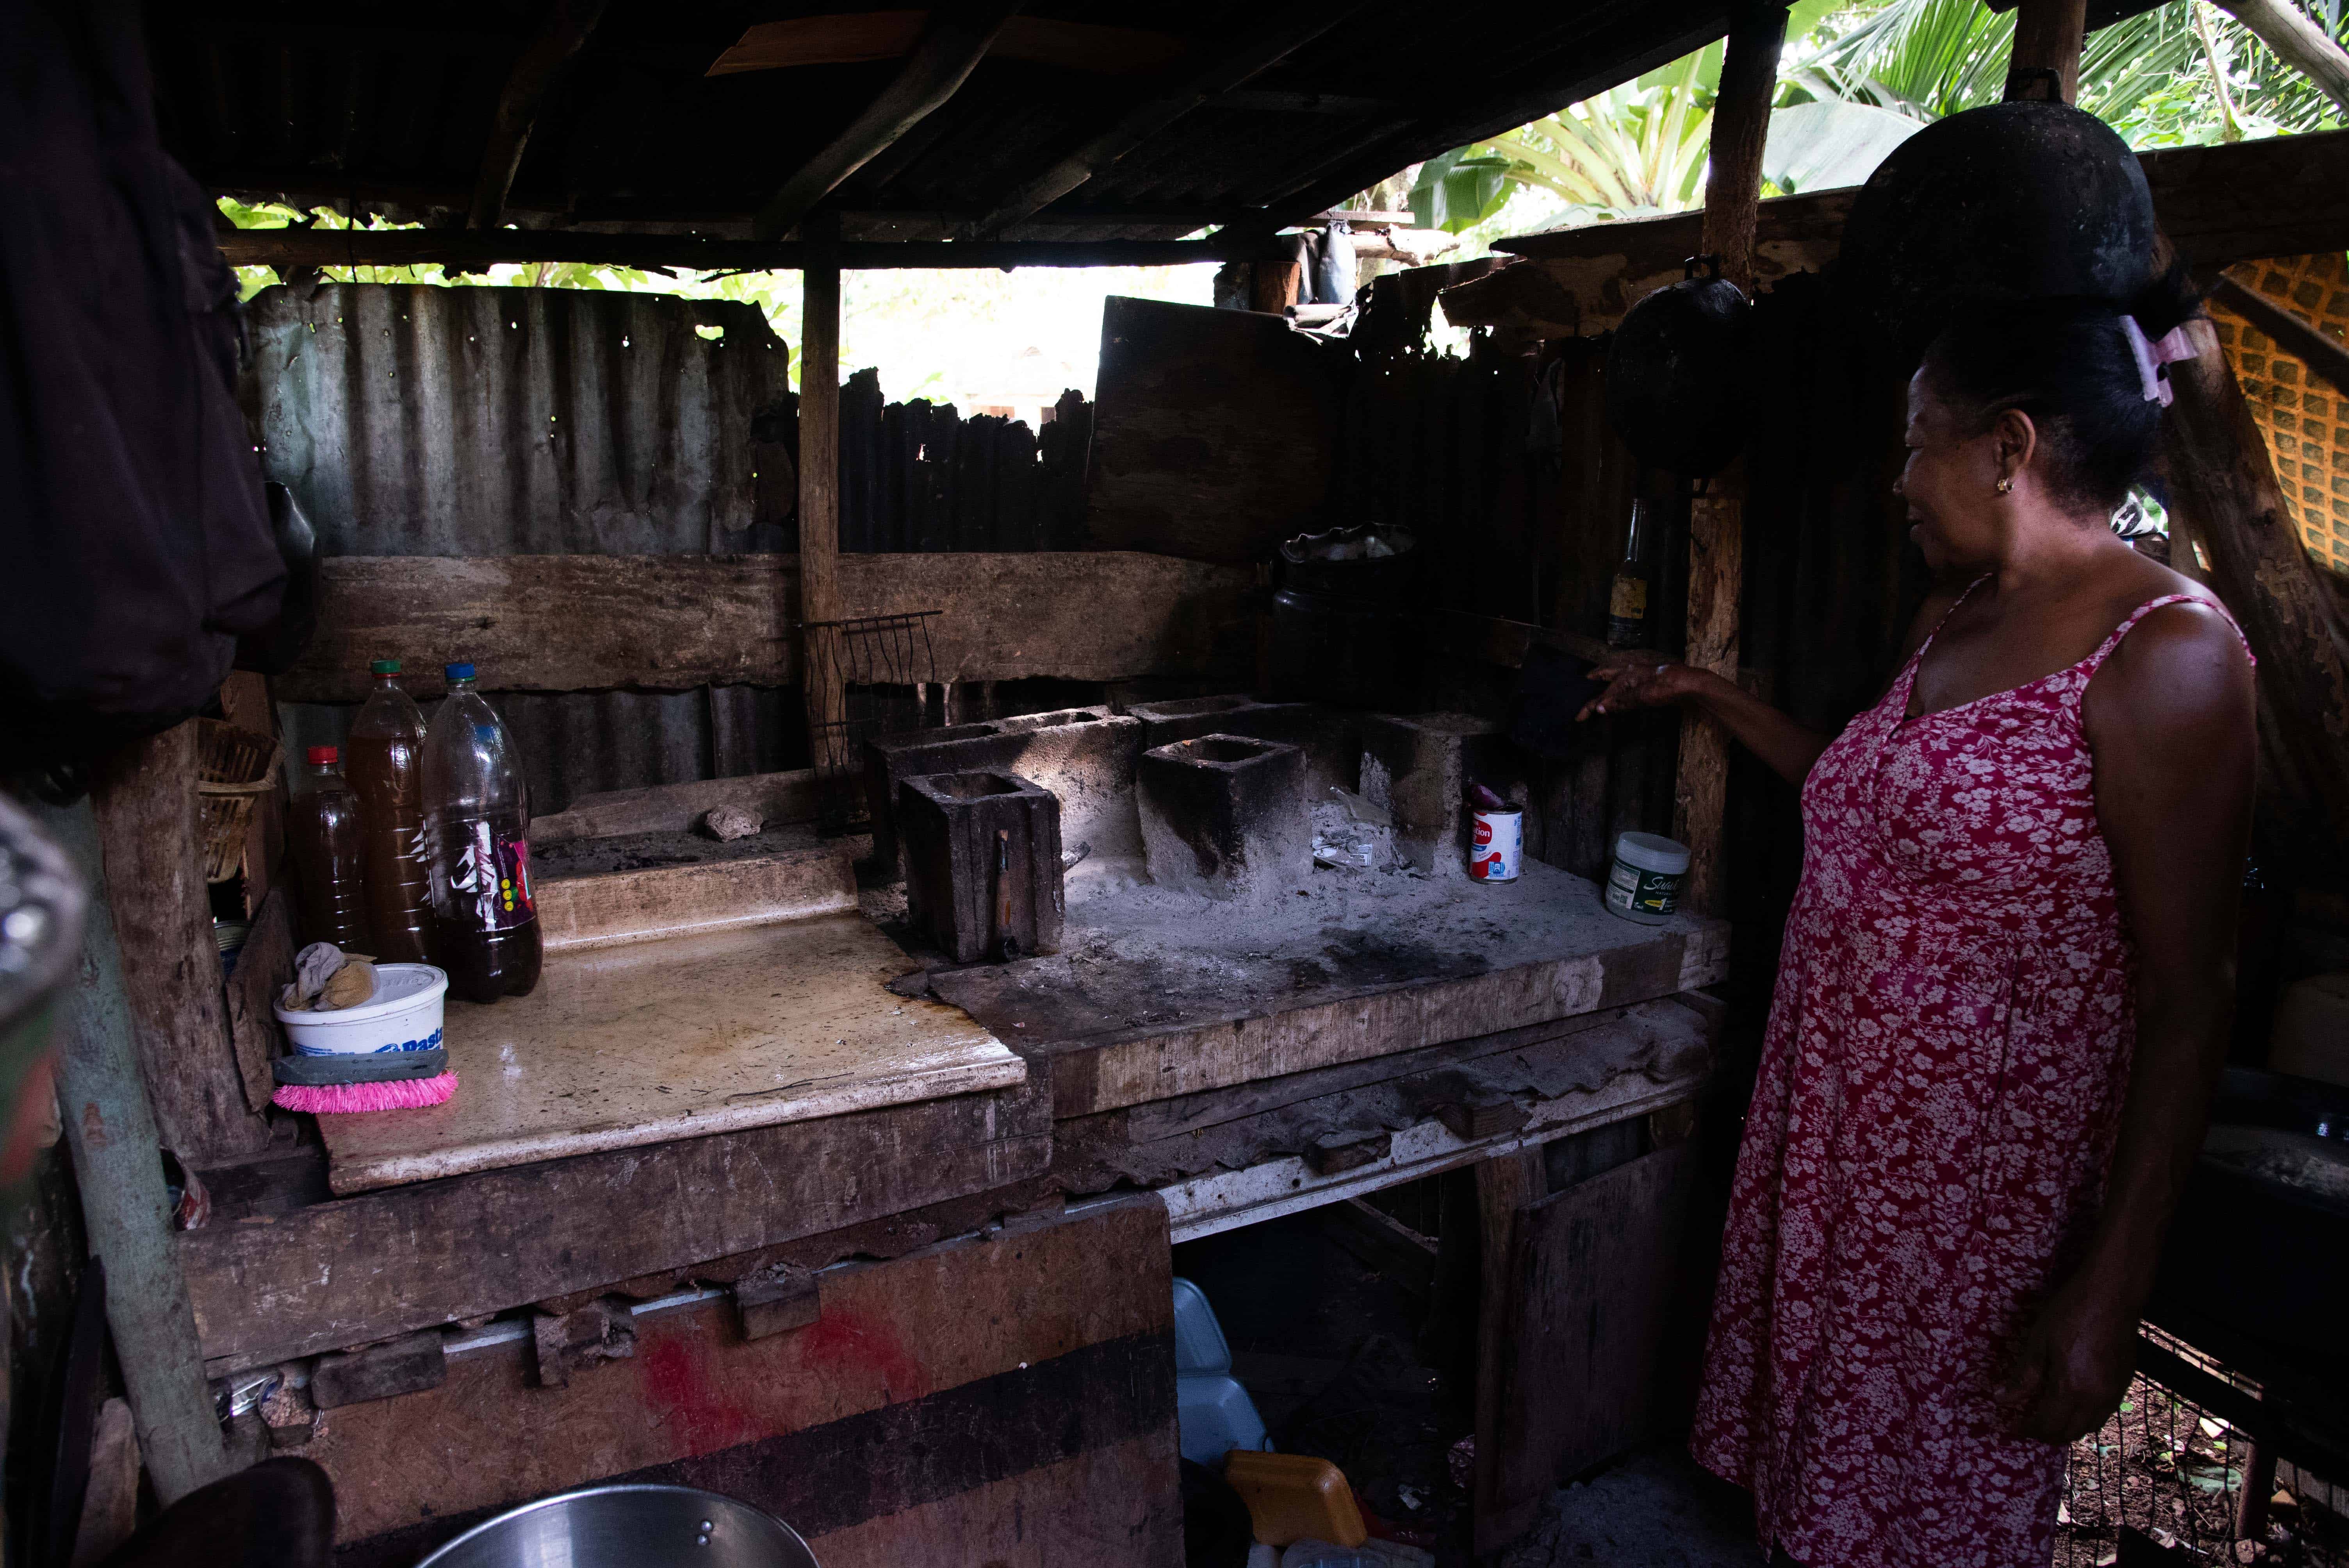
[
  {"left": 800, "top": 218, "right": 846, "bottom": 773},
  {"left": 1670, "top": 0, "right": 1784, "bottom": 918},
  {"left": 1472, "top": 1148, "right": 1544, "bottom": 1553},
  {"left": 34, "top": 796, "right": 234, "bottom": 1506},
  {"left": 87, "top": 722, "right": 270, "bottom": 1164},
  {"left": 2005, "top": 0, "right": 2089, "bottom": 103},
  {"left": 2158, "top": 315, "right": 2349, "bottom": 842}
]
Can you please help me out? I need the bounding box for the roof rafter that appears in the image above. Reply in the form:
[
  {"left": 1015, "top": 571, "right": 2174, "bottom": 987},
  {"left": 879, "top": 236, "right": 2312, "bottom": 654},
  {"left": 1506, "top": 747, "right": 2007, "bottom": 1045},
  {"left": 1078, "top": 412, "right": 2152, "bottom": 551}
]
[
  {"left": 753, "top": 2, "right": 1023, "bottom": 241},
  {"left": 468, "top": 0, "right": 612, "bottom": 233}
]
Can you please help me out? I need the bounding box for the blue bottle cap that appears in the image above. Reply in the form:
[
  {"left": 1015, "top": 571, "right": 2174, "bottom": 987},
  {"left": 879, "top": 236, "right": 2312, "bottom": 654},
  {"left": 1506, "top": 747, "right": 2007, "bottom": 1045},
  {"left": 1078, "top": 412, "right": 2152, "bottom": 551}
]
[{"left": 445, "top": 662, "right": 476, "bottom": 681}]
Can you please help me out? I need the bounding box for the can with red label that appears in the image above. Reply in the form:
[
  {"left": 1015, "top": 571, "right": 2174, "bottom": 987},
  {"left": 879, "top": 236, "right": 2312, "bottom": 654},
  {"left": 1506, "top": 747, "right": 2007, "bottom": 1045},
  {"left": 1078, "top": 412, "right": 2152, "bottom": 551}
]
[{"left": 1469, "top": 805, "right": 1523, "bottom": 883}]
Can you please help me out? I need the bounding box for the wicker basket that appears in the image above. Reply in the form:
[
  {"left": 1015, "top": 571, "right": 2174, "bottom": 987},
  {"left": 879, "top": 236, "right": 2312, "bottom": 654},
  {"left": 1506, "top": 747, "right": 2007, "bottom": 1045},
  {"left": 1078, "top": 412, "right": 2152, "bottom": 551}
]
[{"left": 196, "top": 719, "right": 280, "bottom": 884}]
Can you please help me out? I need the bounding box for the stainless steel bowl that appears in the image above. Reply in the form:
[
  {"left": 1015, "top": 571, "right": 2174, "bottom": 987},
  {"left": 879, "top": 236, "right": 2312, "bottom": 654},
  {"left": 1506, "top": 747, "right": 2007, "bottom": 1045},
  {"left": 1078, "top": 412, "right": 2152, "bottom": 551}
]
[{"left": 414, "top": 1484, "right": 818, "bottom": 1568}]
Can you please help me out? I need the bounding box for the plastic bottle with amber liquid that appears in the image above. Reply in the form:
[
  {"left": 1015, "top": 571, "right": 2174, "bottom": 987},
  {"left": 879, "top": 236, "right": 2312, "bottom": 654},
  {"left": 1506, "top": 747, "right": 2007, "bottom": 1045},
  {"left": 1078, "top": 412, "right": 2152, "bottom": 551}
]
[
  {"left": 1605, "top": 497, "right": 1656, "bottom": 649},
  {"left": 285, "top": 746, "right": 369, "bottom": 950},
  {"left": 346, "top": 660, "right": 437, "bottom": 962},
  {"left": 422, "top": 663, "right": 542, "bottom": 1003}
]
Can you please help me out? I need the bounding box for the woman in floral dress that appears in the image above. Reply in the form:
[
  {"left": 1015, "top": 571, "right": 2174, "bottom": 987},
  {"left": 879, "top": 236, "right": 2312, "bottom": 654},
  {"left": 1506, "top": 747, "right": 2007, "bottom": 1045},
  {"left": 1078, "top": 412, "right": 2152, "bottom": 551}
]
[{"left": 1583, "top": 287, "right": 2258, "bottom": 1567}]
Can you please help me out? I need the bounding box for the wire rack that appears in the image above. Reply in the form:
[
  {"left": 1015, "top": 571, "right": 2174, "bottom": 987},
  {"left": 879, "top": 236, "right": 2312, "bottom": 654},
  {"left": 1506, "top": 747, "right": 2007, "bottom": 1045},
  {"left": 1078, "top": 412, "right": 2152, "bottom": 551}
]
[
  {"left": 802, "top": 611, "right": 941, "bottom": 835},
  {"left": 2057, "top": 1327, "right": 2349, "bottom": 1566}
]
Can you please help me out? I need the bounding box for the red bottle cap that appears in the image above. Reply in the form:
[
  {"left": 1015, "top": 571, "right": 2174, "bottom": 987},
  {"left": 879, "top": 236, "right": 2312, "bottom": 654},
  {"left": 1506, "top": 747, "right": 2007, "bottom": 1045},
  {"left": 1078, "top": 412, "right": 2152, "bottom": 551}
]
[{"left": 306, "top": 746, "right": 339, "bottom": 765}]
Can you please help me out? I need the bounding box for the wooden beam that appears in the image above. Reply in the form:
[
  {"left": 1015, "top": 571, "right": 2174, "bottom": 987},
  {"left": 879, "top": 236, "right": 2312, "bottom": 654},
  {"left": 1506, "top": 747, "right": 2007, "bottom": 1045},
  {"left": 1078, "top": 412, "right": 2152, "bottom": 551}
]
[
  {"left": 272, "top": 552, "right": 1257, "bottom": 702},
  {"left": 1669, "top": 3, "right": 1780, "bottom": 921},
  {"left": 214, "top": 226, "right": 1250, "bottom": 272},
  {"left": 708, "top": 12, "right": 1188, "bottom": 77},
  {"left": 33, "top": 797, "right": 234, "bottom": 1505},
  {"left": 467, "top": 0, "right": 610, "bottom": 232},
  {"left": 2004, "top": 0, "right": 2088, "bottom": 102},
  {"left": 752, "top": 4, "right": 1020, "bottom": 242},
  {"left": 967, "top": 0, "right": 1366, "bottom": 239},
  {"left": 2159, "top": 314, "right": 2349, "bottom": 846},
  {"left": 2212, "top": 273, "right": 2349, "bottom": 401},
  {"left": 1489, "top": 130, "right": 2349, "bottom": 333}
]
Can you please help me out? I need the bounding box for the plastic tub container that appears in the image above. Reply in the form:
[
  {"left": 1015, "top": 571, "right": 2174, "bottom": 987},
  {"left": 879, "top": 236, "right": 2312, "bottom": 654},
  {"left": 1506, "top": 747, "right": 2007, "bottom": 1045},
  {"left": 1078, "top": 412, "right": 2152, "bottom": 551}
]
[
  {"left": 1603, "top": 832, "right": 1689, "bottom": 924},
  {"left": 1224, "top": 1451, "right": 1366, "bottom": 1548},
  {"left": 274, "top": 962, "right": 448, "bottom": 1057},
  {"left": 1178, "top": 1371, "right": 1271, "bottom": 1466}
]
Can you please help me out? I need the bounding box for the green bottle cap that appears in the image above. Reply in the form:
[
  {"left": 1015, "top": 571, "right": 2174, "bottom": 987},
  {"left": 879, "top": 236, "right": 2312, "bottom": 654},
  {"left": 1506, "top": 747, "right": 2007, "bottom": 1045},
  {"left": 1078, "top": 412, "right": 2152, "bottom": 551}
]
[{"left": 370, "top": 659, "right": 401, "bottom": 675}]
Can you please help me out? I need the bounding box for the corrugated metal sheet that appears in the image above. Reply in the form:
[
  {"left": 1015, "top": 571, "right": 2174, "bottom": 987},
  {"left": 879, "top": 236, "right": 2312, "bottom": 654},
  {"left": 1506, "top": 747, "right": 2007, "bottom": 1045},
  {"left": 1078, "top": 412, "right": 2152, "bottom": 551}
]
[{"left": 251, "top": 283, "right": 800, "bottom": 811}]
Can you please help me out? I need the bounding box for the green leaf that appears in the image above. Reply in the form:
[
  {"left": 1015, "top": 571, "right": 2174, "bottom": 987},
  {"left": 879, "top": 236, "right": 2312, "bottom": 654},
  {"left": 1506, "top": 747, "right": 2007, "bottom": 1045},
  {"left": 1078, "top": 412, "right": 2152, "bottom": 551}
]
[
  {"left": 1408, "top": 148, "right": 1516, "bottom": 233},
  {"left": 1763, "top": 98, "right": 1924, "bottom": 192}
]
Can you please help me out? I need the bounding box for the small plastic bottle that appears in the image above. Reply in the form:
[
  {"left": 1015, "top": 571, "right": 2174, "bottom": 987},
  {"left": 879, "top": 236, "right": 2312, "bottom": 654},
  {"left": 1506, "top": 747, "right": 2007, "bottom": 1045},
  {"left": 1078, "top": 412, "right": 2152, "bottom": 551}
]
[
  {"left": 422, "top": 662, "right": 542, "bottom": 1003},
  {"left": 285, "top": 746, "right": 369, "bottom": 950},
  {"left": 346, "top": 659, "right": 437, "bottom": 963}
]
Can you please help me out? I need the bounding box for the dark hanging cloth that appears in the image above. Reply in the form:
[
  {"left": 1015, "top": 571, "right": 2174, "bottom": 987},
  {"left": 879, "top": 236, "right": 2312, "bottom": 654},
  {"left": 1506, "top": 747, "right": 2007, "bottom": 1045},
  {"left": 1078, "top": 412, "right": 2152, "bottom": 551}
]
[{"left": 0, "top": 0, "right": 287, "bottom": 776}]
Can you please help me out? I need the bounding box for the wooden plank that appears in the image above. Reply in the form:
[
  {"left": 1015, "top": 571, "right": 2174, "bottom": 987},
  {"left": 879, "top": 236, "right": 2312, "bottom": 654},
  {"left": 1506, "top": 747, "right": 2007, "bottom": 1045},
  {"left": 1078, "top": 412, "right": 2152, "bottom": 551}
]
[
  {"left": 179, "top": 1076, "right": 1051, "bottom": 1372},
  {"left": 1486, "top": 1145, "right": 1703, "bottom": 1545},
  {"left": 273, "top": 552, "right": 1256, "bottom": 702},
  {"left": 215, "top": 227, "right": 1252, "bottom": 272},
  {"left": 801, "top": 234, "right": 847, "bottom": 780},
  {"left": 1085, "top": 296, "right": 1345, "bottom": 564},
  {"left": 1493, "top": 132, "right": 2349, "bottom": 332},
  {"left": 311, "top": 1198, "right": 1179, "bottom": 1567},
  {"left": 1314, "top": 1197, "right": 1437, "bottom": 1296},
  {"left": 838, "top": 549, "right": 1255, "bottom": 682},
  {"left": 89, "top": 723, "right": 270, "bottom": 1166},
  {"left": 530, "top": 769, "right": 822, "bottom": 845},
  {"left": 533, "top": 841, "right": 855, "bottom": 949},
  {"left": 753, "top": 7, "right": 1017, "bottom": 241},
  {"left": 957, "top": 916, "right": 1730, "bottom": 1121}
]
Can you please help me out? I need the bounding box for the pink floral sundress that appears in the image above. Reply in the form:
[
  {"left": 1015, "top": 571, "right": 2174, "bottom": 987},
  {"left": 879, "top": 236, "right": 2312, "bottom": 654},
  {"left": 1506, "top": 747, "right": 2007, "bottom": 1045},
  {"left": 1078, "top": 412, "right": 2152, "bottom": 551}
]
[{"left": 1690, "top": 589, "right": 2252, "bottom": 1567}]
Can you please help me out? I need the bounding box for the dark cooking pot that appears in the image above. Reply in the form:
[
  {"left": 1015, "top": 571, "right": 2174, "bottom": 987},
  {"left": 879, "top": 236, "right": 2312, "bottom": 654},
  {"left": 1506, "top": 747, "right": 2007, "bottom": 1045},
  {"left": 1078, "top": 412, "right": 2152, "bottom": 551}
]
[
  {"left": 1840, "top": 98, "right": 2156, "bottom": 367},
  {"left": 1604, "top": 255, "right": 1752, "bottom": 478}
]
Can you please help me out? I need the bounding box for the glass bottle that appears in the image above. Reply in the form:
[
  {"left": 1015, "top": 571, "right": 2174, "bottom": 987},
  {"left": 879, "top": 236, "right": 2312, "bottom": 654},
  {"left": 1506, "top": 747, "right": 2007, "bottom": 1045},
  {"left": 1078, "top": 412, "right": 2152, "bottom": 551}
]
[{"left": 1606, "top": 498, "right": 1656, "bottom": 649}]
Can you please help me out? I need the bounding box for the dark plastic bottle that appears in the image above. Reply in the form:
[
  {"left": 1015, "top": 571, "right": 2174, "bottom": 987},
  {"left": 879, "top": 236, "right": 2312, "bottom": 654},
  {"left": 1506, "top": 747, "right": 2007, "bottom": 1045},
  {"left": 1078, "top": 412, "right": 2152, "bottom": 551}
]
[
  {"left": 286, "top": 747, "right": 369, "bottom": 950},
  {"left": 347, "top": 660, "right": 437, "bottom": 963},
  {"left": 422, "top": 662, "right": 542, "bottom": 1002}
]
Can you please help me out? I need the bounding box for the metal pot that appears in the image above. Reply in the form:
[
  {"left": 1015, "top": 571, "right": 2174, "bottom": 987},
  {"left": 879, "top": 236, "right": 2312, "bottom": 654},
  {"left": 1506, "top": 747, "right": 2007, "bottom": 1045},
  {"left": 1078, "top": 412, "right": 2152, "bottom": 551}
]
[
  {"left": 1603, "top": 255, "right": 1752, "bottom": 478},
  {"left": 415, "top": 1485, "right": 820, "bottom": 1568},
  {"left": 1839, "top": 98, "right": 2157, "bottom": 365}
]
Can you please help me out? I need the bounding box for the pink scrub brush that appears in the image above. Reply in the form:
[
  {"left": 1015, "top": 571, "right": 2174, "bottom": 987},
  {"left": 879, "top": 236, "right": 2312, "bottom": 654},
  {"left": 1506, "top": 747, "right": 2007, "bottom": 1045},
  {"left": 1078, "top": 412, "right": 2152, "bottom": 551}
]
[{"left": 271, "top": 1073, "right": 458, "bottom": 1114}]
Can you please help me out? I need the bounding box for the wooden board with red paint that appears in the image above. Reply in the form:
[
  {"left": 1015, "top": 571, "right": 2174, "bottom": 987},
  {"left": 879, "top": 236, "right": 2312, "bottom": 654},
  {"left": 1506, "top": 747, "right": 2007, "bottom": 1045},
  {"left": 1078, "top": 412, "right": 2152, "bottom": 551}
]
[{"left": 314, "top": 1196, "right": 1181, "bottom": 1568}]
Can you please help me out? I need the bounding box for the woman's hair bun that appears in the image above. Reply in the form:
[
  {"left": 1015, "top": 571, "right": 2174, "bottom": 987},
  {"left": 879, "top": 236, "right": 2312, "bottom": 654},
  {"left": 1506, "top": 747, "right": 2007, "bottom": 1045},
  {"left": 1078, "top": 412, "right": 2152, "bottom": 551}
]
[{"left": 1921, "top": 261, "right": 2206, "bottom": 513}]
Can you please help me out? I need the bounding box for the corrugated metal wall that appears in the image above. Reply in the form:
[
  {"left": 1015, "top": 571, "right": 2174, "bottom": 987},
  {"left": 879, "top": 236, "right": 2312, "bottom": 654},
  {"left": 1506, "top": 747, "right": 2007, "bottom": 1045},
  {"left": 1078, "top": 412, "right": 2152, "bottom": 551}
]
[{"left": 248, "top": 283, "right": 802, "bottom": 812}]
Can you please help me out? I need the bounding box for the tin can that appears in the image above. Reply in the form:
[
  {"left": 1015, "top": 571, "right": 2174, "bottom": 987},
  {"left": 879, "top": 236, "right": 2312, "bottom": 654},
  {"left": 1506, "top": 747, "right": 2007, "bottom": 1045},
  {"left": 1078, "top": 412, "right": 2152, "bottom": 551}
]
[{"left": 1469, "top": 806, "right": 1523, "bottom": 883}]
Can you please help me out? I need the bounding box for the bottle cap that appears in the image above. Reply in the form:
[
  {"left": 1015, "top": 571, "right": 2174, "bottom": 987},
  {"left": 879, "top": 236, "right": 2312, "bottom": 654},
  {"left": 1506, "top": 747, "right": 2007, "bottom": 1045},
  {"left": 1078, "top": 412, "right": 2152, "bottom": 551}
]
[
  {"left": 444, "top": 661, "right": 477, "bottom": 681},
  {"left": 305, "top": 746, "right": 338, "bottom": 765},
  {"left": 370, "top": 659, "right": 401, "bottom": 675}
]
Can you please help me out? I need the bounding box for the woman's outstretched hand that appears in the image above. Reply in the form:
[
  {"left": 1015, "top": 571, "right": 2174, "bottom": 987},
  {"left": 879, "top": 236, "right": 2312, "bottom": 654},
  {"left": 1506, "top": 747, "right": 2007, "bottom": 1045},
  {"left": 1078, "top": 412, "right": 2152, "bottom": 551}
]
[{"left": 1578, "top": 658, "right": 1702, "bottom": 721}]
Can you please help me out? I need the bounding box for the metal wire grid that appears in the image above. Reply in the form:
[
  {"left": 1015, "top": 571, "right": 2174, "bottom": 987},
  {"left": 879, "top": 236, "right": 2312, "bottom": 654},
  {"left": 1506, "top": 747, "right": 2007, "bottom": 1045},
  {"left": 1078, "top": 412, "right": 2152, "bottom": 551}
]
[
  {"left": 802, "top": 611, "right": 941, "bottom": 835},
  {"left": 2056, "top": 1328, "right": 2349, "bottom": 1566}
]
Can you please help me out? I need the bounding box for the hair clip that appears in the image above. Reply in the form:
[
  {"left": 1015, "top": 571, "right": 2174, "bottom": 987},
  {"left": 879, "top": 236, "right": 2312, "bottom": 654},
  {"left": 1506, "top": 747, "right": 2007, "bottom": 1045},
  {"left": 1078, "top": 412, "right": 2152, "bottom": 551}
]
[{"left": 2120, "top": 315, "right": 2196, "bottom": 408}]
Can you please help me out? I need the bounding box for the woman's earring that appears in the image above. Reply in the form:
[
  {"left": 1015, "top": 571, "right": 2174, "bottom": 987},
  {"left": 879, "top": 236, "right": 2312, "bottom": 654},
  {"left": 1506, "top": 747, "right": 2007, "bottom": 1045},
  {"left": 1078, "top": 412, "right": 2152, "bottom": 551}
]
[{"left": 1996, "top": 476, "right": 2012, "bottom": 494}]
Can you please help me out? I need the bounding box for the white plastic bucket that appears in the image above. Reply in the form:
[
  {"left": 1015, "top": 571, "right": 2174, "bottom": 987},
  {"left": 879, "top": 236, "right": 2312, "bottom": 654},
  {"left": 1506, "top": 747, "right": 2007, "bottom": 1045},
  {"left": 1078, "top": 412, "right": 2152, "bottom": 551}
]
[
  {"left": 1469, "top": 807, "right": 1523, "bottom": 883},
  {"left": 274, "top": 963, "right": 448, "bottom": 1057}
]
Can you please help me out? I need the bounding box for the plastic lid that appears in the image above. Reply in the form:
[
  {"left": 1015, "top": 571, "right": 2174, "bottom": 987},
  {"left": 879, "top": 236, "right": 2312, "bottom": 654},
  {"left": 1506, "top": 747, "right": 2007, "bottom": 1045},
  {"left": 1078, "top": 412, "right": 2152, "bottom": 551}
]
[
  {"left": 305, "top": 745, "right": 339, "bottom": 765},
  {"left": 444, "top": 661, "right": 476, "bottom": 681},
  {"left": 1613, "top": 831, "right": 1691, "bottom": 875},
  {"left": 370, "top": 659, "right": 401, "bottom": 675}
]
